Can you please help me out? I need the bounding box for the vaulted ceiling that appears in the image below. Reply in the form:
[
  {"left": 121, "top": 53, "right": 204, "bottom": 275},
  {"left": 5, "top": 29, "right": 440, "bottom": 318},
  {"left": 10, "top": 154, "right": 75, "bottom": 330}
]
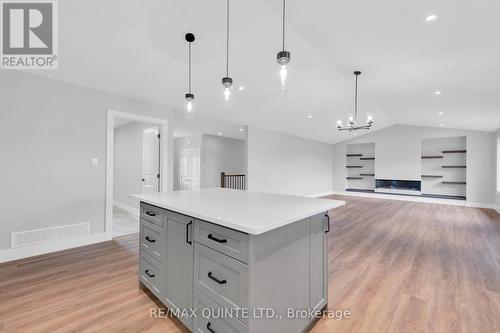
[{"left": 31, "top": 0, "right": 500, "bottom": 143}]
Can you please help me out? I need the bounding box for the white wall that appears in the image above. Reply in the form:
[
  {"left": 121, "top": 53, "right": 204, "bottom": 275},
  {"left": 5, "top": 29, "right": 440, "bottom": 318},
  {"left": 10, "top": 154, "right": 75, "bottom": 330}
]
[
  {"left": 0, "top": 71, "right": 175, "bottom": 251},
  {"left": 496, "top": 128, "right": 500, "bottom": 208},
  {"left": 202, "top": 135, "right": 246, "bottom": 189},
  {"left": 332, "top": 125, "right": 496, "bottom": 205},
  {"left": 173, "top": 135, "right": 202, "bottom": 191},
  {"left": 247, "top": 126, "right": 333, "bottom": 196},
  {"left": 114, "top": 122, "right": 156, "bottom": 209}
]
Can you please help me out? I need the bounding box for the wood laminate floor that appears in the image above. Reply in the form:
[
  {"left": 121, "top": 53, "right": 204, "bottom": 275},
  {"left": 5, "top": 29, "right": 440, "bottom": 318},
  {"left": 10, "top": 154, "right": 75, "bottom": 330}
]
[{"left": 1, "top": 196, "right": 499, "bottom": 332}]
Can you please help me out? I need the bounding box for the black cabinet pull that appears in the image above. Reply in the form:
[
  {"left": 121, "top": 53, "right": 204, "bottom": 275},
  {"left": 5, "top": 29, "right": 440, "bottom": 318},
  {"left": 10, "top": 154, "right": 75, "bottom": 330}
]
[
  {"left": 145, "top": 236, "right": 155, "bottom": 243},
  {"left": 145, "top": 211, "right": 156, "bottom": 217},
  {"left": 325, "top": 214, "right": 330, "bottom": 233},
  {"left": 207, "top": 233, "right": 227, "bottom": 244},
  {"left": 206, "top": 322, "right": 216, "bottom": 333},
  {"left": 207, "top": 272, "right": 227, "bottom": 285},
  {"left": 186, "top": 221, "right": 193, "bottom": 245},
  {"left": 145, "top": 269, "right": 155, "bottom": 278}
]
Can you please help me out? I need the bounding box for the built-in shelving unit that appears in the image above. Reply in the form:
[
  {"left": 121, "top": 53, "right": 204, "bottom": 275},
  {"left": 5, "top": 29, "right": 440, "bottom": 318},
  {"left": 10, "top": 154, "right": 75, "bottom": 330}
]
[
  {"left": 421, "top": 136, "right": 466, "bottom": 200},
  {"left": 345, "top": 142, "right": 375, "bottom": 192}
]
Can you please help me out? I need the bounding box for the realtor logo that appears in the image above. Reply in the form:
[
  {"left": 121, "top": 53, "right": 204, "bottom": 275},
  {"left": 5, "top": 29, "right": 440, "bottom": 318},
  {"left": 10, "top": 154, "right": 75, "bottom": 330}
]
[{"left": 1, "top": 0, "right": 58, "bottom": 69}]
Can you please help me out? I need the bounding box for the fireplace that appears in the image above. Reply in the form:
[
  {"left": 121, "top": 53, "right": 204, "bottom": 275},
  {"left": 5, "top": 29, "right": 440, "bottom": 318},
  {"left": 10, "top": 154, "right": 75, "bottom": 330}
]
[{"left": 375, "top": 179, "right": 421, "bottom": 196}]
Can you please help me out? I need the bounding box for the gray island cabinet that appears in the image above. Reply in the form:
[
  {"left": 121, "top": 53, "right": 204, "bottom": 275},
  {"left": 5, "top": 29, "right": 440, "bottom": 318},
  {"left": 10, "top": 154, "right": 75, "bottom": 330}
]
[{"left": 133, "top": 188, "right": 345, "bottom": 333}]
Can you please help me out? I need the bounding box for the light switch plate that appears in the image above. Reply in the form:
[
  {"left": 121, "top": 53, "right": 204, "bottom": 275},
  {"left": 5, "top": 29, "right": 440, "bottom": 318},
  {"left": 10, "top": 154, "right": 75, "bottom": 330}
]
[{"left": 92, "top": 158, "right": 99, "bottom": 166}]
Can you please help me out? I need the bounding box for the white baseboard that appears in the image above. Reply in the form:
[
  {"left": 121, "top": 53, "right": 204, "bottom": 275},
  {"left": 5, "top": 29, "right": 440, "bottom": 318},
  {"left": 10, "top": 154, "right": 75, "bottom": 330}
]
[
  {"left": 307, "top": 191, "right": 335, "bottom": 198},
  {"left": 0, "top": 232, "right": 112, "bottom": 264},
  {"left": 113, "top": 200, "right": 139, "bottom": 217},
  {"left": 465, "top": 202, "right": 499, "bottom": 211}
]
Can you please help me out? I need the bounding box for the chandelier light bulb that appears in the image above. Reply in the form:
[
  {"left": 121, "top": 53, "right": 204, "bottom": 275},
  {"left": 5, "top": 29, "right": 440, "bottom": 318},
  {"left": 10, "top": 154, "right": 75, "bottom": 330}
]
[{"left": 186, "top": 100, "right": 193, "bottom": 113}]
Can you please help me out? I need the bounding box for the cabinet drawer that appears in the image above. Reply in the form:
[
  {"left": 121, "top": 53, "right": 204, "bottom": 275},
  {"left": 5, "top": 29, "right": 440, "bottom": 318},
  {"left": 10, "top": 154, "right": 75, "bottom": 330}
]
[
  {"left": 194, "top": 243, "right": 248, "bottom": 315},
  {"left": 140, "top": 203, "right": 164, "bottom": 226},
  {"left": 139, "top": 251, "right": 164, "bottom": 300},
  {"left": 195, "top": 220, "right": 248, "bottom": 263},
  {"left": 193, "top": 290, "right": 247, "bottom": 333},
  {"left": 140, "top": 219, "right": 165, "bottom": 264}
]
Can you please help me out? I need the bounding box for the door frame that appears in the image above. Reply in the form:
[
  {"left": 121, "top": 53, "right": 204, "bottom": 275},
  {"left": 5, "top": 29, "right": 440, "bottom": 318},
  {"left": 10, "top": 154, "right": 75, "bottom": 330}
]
[
  {"left": 179, "top": 147, "right": 201, "bottom": 191},
  {"left": 106, "top": 109, "right": 169, "bottom": 237}
]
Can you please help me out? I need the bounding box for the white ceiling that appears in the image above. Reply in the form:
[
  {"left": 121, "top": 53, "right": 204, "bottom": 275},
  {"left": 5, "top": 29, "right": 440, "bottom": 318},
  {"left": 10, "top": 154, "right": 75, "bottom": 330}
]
[{"left": 30, "top": 0, "right": 500, "bottom": 143}]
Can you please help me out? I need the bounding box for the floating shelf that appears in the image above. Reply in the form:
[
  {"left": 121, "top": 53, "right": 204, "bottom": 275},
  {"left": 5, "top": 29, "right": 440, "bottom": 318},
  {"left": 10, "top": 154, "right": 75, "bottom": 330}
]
[
  {"left": 346, "top": 166, "right": 363, "bottom": 168},
  {"left": 421, "top": 175, "right": 443, "bottom": 178},
  {"left": 360, "top": 157, "right": 375, "bottom": 160},
  {"left": 346, "top": 154, "right": 363, "bottom": 157},
  {"left": 442, "top": 181, "right": 466, "bottom": 185},
  {"left": 442, "top": 165, "right": 466, "bottom": 168},
  {"left": 346, "top": 177, "right": 363, "bottom": 180},
  {"left": 360, "top": 173, "right": 375, "bottom": 176},
  {"left": 422, "top": 156, "right": 443, "bottom": 159},
  {"left": 442, "top": 150, "right": 466, "bottom": 154}
]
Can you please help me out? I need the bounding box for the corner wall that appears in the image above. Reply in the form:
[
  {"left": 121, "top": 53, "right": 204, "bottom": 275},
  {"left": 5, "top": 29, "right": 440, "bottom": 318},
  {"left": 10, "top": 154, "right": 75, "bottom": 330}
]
[
  {"left": 332, "top": 124, "right": 496, "bottom": 205},
  {"left": 246, "top": 126, "right": 333, "bottom": 196}
]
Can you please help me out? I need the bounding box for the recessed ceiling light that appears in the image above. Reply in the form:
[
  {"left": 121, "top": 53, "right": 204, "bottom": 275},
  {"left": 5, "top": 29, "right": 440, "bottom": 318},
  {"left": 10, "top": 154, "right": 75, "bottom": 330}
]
[
  {"left": 439, "top": 112, "right": 444, "bottom": 115},
  {"left": 435, "top": 91, "right": 442, "bottom": 95},
  {"left": 239, "top": 86, "right": 245, "bottom": 91},
  {"left": 307, "top": 115, "right": 313, "bottom": 119},
  {"left": 218, "top": 132, "right": 222, "bottom": 135},
  {"left": 440, "top": 124, "right": 445, "bottom": 127},
  {"left": 239, "top": 128, "right": 244, "bottom": 132},
  {"left": 425, "top": 14, "right": 438, "bottom": 22}
]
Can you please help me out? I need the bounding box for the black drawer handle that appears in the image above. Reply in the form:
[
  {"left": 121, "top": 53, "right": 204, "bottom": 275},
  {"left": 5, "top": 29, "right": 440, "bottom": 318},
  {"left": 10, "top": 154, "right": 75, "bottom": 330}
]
[
  {"left": 145, "top": 211, "right": 157, "bottom": 217},
  {"left": 145, "top": 269, "right": 155, "bottom": 278},
  {"left": 207, "top": 233, "right": 227, "bottom": 244},
  {"left": 206, "top": 322, "right": 216, "bottom": 333},
  {"left": 145, "top": 236, "right": 155, "bottom": 243},
  {"left": 207, "top": 272, "right": 227, "bottom": 285},
  {"left": 325, "top": 214, "right": 330, "bottom": 233}
]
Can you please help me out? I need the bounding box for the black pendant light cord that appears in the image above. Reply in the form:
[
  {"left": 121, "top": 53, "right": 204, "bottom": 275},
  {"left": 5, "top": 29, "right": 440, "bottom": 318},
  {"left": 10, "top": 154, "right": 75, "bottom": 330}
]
[
  {"left": 188, "top": 42, "right": 192, "bottom": 94},
  {"left": 354, "top": 73, "right": 358, "bottom": 122},
  {"left": 226, "top": 0, "right": 230, "bottom": 77},
  {"left": 282, "top": 0, "right": 286, "bottom": 51}
]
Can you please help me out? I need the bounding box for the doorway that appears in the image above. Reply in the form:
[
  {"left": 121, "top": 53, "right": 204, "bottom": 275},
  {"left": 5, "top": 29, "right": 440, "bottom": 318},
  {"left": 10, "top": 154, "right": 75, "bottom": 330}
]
[
  {"left": 106, "top": 110, "right": 169, "bottom": 238},
  {"left": 179, "top": 148, "right": 201, "bottom": 191}
]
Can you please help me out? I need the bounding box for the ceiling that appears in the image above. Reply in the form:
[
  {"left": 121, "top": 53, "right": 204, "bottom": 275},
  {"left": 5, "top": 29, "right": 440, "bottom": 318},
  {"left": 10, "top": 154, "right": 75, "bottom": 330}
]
[{"left": 30, "top": 0, "right": 500, "bottom": 143}]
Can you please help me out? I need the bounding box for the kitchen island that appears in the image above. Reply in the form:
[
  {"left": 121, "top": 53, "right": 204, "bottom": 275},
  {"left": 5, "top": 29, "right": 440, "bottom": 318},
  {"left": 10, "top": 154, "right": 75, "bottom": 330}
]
[{"left": 132, "top": 188, "right": 344, "bottom": 333}]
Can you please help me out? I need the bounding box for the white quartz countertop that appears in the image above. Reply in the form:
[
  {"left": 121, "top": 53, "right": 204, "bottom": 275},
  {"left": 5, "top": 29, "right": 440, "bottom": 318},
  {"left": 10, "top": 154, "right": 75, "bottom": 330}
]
[{"left": 131, "top": 188, "right": 345, "bottom": 235}]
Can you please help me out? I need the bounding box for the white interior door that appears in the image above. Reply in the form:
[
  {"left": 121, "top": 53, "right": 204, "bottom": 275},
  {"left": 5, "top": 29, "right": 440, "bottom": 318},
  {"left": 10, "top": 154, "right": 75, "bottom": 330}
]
[
  {"left": 142, "top": 127, "right": 160, "bottom": 192},
  {"left": 180, "top": 148, "right": 200, "bottom": 191}
]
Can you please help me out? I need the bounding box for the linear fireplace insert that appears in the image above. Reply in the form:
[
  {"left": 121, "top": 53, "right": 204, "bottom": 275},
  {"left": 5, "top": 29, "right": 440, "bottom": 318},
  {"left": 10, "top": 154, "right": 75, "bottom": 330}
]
[{"left": 375, "top": 179, "right": 421, "bottom": 195}]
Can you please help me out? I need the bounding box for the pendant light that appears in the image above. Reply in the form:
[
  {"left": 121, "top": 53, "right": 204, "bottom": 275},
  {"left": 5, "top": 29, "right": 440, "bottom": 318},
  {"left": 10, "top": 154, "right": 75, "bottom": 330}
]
[
  {"left": 277, "top": 0, "right": 290, "bottom": 90},
  {"left": 185, "top": 33, "right": 195, "bottom": 113},
  {"left": 337, "top": 71, "right": 374, "bottom": 131},
  {"left": 222, "top": 0, "right": 233, "bottom": 102}
]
